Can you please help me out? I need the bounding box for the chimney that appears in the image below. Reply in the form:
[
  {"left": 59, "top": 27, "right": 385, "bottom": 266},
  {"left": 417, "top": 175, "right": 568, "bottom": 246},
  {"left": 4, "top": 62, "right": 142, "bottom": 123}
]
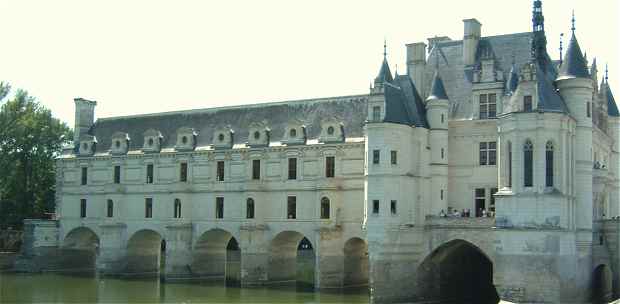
[
  {"left": 73, "top": 98, "right": 97, "bottom": 144},
  {"left": 463, "top": 18, "right": 482, "bottom": 66},
  {"left": 407, "top": 42, "right": 427, "bottom": 92}
]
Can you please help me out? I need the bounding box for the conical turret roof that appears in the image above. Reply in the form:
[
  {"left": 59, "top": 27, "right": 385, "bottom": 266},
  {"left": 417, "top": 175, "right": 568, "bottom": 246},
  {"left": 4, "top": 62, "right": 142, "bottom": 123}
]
[
  {"left": 427, "top": 71, "right": 449, "bottom": 101},
  {"left": 606, "top": 84, "right": 619, "bottom": 117},
  {"left": 375, "top": 58, "right": 393, "bottom": 84},
  {"left": 557, "top": 33, "right": 589, "bottom": 80}
]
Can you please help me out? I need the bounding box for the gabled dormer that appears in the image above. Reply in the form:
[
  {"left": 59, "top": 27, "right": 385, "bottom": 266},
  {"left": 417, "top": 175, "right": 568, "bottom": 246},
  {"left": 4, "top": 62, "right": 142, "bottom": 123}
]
[
  {"left": 142, "top": 129, "right": 163, "bottom": 153},
  {"left": 78, "top": 134, "right": 97, "bottom": 156},
  {"left": 213, "top": 127, "right": 234, "bottom": 149},
  {"left": 247, "top": 123, "right": 270, "bottom": 147},
  {"left": 175, "top": 127, "right": 197, "bottom": 151},
  {"left": 110, "top": 132, "right": 130, "bottom": 155},
  {"left": 282, "top": 120, "right": 306, "bottom": 145},
  {"left": 319, "top": 118, "right": 345, "bottom": 143}
]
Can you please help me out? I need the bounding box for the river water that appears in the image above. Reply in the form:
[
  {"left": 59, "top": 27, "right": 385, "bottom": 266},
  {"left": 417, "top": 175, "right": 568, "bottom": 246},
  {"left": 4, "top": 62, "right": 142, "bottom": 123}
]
[{"left": 0, "top": 273, "right": 370, "bottom": 303}]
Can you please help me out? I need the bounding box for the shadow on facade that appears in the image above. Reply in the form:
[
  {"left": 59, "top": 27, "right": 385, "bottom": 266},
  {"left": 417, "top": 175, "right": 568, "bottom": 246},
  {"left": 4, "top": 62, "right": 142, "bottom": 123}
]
[
  {"left": 415, "top": 239, "right": 499, "bottom": 304},
  {"left": 592, "top": 264, "right": 614, "bottom": 304},
  {"left": 343, "top": 237, "right": 369, "bottom": 288},
  {"left": 191, "top": 229, "right": 240, "bottom": 286},
  {"left": 268, "top": 231, "right": 315, "bottom": 290},
  {"left": 61, "top": 227, "right": 100, "bottom": 274}
]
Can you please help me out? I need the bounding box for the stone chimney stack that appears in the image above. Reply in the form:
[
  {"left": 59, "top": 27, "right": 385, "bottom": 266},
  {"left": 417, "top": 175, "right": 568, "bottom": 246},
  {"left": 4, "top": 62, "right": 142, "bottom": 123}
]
[
  {"left": 463, "top": 18, "right": 482, "bottom": 66},
  {"left": 73, "top": 98, "right": 97, "bottom": 144},
  {"left": 406, "top": 42, "right": 427, "bottom": 91}
]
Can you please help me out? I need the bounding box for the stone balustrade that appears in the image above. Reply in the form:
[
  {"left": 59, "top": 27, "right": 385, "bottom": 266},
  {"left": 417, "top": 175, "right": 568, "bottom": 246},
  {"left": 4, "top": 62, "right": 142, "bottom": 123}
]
[{"left": 425, "top": 215, "right": 495, "bottom": 229}]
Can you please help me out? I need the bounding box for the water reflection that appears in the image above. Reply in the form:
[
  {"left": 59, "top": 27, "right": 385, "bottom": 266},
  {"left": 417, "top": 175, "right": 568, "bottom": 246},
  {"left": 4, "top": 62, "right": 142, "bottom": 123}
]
[{"left": 0, "top": 273, "right": 370, "bottom": 303}]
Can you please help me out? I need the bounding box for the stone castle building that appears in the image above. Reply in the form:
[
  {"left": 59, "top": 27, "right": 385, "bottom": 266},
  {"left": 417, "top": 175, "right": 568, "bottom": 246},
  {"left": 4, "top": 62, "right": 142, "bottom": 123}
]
[{"left": 19, "top": 1, "right": 620, "bottom": 303}]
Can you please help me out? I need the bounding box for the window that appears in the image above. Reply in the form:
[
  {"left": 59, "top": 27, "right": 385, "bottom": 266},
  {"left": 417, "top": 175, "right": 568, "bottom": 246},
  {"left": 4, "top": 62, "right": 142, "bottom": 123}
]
[
  {"left": 113, "top": 166, "right": 121, "bottom": 184},
  {"left": 81, "top": 167, "right": 88, "bottom": 185},
  {"left": 218, "top": 133, "right": 225, "bottom": 142},
  {"left": 440, "top": 189, "right": 444, "bottom": 200},
  {"left": 253, "top": 131, "right": 261, "bottom": 140},
  {"left": 390, "top": 200, "right": 397, "bottom": 215},
  {"left": 546, "top": 141, "right": 554, "bottom": 187},
  {"left": 325, "top": 156, "right": 335, "bottom": 178},
  {"left": 174, "top": 199, "right": 182, "bottom": 219},
  {"left": 475, "top": 188, "right": 486, "bottom": 217},
  {"left": 289, "top": 128, "right": 297, "bottom": 138},
  {"left": 146, "top": 164, "right": 154, "bottom": 184},
  {"left": 217, "top": 161, "right": 225, "bottom": 181},
  {"left": 252, "top": 159, "right": 261, "bottom": 180},
  {"left": 391, "top": 151, "right": 397, "bottom": 165},
  {"left": 145, "top": 198, "right": 153, "bottom": 218},
  {"left": 180, "top": 162, "right": 188, "bottom": 182},
  {"left": 441, "top": 114, "right": 445, "bottom": 124},
  {"left": 479, "top": 93, "right": 497, "bottom": 119},
  {"left": 182, "top": 136, "right": 188, "bottom": 144},
  {"left": 587, "top": 102, "right": 592, "bottom": 118},
  {"left": 321, "top": 197, "right": 330, "bottom": 219},
  {"left": 479, "top": 142, "right": 497, "bottom": 165},
  {"left": 524, "top": 140, "right": 534, "bottom": 187},
  {"left": 246, "top": 198, "right": 255, "bottom": 219},
  {"left": 216, "top": 197, "right": 224, "bottom": 219},
  {"left": 288, "top": 158, "right": 297, "bottom": 180},
  {"left": 80, "top": 199, "right": 87, "bottom": 218},
  {"left": 327, "top": 126, "right": 335, "bottom": 135},
  {"left": 372, "top": 106, "right": 381, "bottom": 121},
  {"left": 507, "top": 142, "right": 513, "bottom": 187},
  {"left": 107, "top": 200, "right": 114, "bottom": 218},
  {"left": 287, "top": 196, "right": 296, "bottom": 219},
  {"left": 373, "top": 150, "right": 380, "bottom": 164},
  {"left": 372, "top": 200, "right": 380, "bottom": 215},
  {"left": 441, "top": 148, "right": 445, "bottom": 159},
  {"left": 523, "top": 96, "right": 533, "bottom": 112}
]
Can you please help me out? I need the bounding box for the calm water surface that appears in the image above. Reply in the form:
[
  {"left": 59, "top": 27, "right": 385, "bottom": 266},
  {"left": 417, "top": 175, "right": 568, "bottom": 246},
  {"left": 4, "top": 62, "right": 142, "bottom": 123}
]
[{"left": 0, "top": 273, "right": 369, "bottom": 303}]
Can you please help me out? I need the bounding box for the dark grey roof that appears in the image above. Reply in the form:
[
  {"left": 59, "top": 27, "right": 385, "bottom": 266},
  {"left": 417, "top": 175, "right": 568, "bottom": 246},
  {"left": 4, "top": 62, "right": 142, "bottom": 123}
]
[
  {"left": 380, "top": 76, "right": 429, "bottom": 128},
  {"left": 534, "top": 61, "right": 569, "bottom": 113},
  {"left": 606, "top": 85, "right": 619, "bottom": 117},
  {"left": 375, "top": 58, "right": 393, "bottom": 84},
  {"left": 394, "top": 75, "right": 429, "bottom": 128},
  {"left": 427, "top": 71, "right": 449, "bottom": 100},
  {"left": 88, "top": 96, "right": 368, "bottom": 151},
  {"left": 423, "top": 32, "right": 535, "bottom": 120},
  {"left": 557, "top": 34, "right": 589, "bottom": 80}
]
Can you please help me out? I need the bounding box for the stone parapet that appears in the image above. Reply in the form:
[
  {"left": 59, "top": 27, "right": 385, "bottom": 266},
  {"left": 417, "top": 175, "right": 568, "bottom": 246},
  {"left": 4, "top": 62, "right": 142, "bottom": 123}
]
[{"left": 425, "top": 215, "right": 495, "bottom": 229}]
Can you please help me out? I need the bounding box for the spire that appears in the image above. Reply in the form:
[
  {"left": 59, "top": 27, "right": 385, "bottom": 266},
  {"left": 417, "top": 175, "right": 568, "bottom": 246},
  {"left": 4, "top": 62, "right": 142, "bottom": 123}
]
[
  {"left": 374, "top": 40, "right": 393, "bottom": 84},
  {"left": 571, "top": 10, "right": 576, "bottom": 35},
  {"left": 557, "top": 12, "right": 589, "bottom": 80},
  {"left": 606, "top": 63, "right": 610, "bottom": 84},
  {"left": 605, "top": 70, "right": 619, "bottom": 117},
  {"left": 531, "top": 0, "right": 548, "bottom": 66},
  {"left": 427, "top": 70, "right": 449, "bottom": 101},
  {"left": 559, "top": 33, "right": 564, "bottom": 65}
]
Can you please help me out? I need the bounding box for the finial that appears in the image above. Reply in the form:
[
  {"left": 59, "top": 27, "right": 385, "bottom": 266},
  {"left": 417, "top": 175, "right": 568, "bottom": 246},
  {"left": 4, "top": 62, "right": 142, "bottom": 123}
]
[
  {"left": 571, "top": 10, "right": 576, "bottom": 34},
  {"left": 559, "top": 33, "right": 564, "bottom": 64},
  {"left": 606, "top": 64, "right": 609, "bottom": 83},
  {"left": 383, "top": 38, "right": 387, "bottom": 59}
]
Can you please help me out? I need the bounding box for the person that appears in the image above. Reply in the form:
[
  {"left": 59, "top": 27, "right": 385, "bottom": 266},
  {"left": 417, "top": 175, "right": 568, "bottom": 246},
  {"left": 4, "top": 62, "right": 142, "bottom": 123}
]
[
  {"left": 439, "top": 209, "right": 446, "bottom": 217},
  {"left": 482, "top": 209, "right": 487, "bottom": 217}
]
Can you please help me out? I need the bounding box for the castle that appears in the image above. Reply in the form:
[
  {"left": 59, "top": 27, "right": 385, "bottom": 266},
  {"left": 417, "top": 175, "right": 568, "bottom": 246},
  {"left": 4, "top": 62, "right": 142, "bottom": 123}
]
[{"left": 19, "top": 1, "right": 620, "bottom": 303}]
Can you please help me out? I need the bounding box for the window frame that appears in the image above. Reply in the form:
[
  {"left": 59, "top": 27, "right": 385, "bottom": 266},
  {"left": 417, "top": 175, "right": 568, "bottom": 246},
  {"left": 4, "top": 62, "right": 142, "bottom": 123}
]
[
  {"left": 372, "top": 200, "right": 380, "bottom": 215},
  {"left": 288, "top": 158, "right": 297, "bottom": 180},
  {"left": 180, "top": 162, "right": 188, "bottom": 182},
  {"left": 390, "top": 200, "right": 397, "bottom": 215},
  {"left": 107, "top": 199, "right": 114, "bottom": 218},
  {"left": 216, "top": 197, "right": 224, "bottom": 219},
  {"left": 320, "top": 197, "right": 330, "bottom": 219},
  {"left": 246, "top": 198, "right": 255, "bottom": 219},
  {"left": 287, "top": 196, "right": 297, "bottom": 219},
  {"left": 523, "top": 95, "right": 533, "bottom": 112},
  {"left": 373, "top": 150, "right": 380, "bottom": 165},
  {"left": 113, "top": 166, "right": 121, "bottom": 184},
  {"left": 217, "top": 161, "right": 225, "bottom": 182},
  {"left": 81, "top": 167, "right": 88, "bottom": 185},
  {"left": 523, "top": 140, "right": 534, "bottom": 187},
  {"left": 146, "top": 164, "right": 154, "bottom": 184},
  {"left": 479, "top": 141, "right": 497, "bottom": 166},
  {"left": 80, "top": 199, "right": 87, "bottom": 218},
  {"left": 475, "top": 188, "right": 486, "bottom": 217},
  {"left": 390, "top": 150, "right": 397, "bottom": 165},
  {"left": 145, "top": 198, "right": 153, "bottom": 218},
  {"left": 545, "top": 141, "right": 554, "bottom": 187},
  {"left": 372, "top": 106, "right": 381, "bottom": 121},
  {"left": 252, "top": 159, "right": 261, "bottom": 180},
  {"left": 174, "top": 199, "right": 182, "bottom": 219},
  {"left": 325, "top": 156, "right": 335, "bottom": 178}
]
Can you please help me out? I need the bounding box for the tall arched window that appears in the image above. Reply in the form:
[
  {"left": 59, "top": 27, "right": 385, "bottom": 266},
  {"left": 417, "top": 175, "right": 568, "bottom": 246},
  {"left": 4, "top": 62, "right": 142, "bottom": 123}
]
[
  {"left": 507, "top": 141, "right": 513, "bottom": 187},
  {"left": 523, "top": 140, "right": 533, "bottom": 187},
  {"left": 174, "top": 199, "right": 182, "bottom": 219},
  {"left": 546, "top": 141, "right": 554, "bottom": 187},
  {"left": 246, "top": 198, "right": 255, "bottom": 219},
  {"left": 107, "top": 199, "right": 114, "bottom": 218},
  {"left": 321, "top": 197, "right": 330, "bottom": 219}
]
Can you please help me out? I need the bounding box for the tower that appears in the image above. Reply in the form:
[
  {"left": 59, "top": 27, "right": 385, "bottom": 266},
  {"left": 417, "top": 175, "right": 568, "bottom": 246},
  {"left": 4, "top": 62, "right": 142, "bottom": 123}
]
[
  {"left": 426, "top": 71, "right": 449, "bottom": 215},
  {"left": 73, "top": 98, "right": 97, "bottom": 144}
]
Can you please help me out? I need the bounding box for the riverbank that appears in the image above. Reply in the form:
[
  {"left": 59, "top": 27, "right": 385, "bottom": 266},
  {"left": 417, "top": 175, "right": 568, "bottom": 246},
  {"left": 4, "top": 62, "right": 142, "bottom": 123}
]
[{"left": 0, "top": 252, "right": 17, "bottom": 271}]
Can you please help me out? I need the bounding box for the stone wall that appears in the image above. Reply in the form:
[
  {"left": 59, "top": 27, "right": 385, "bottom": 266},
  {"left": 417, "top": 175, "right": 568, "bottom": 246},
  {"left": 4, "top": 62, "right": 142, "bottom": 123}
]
[{"left": 0, "top": 230, "right": 23, "bottom": 252}]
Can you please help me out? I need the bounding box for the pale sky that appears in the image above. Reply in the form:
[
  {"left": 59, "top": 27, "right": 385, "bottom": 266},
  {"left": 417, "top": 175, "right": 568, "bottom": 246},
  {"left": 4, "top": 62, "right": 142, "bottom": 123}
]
[{"left": 1, "top": 0, "right": 618, "bottom": 128}]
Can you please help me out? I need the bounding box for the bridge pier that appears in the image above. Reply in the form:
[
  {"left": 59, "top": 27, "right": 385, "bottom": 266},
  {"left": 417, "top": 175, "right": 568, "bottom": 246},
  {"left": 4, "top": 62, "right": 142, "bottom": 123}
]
[
  {"left": 96, "top": 223, "right": 127, "bottom": 275},
  {"left": 163, "top": 223, "right": 193, "bottom": 281},
  {"left": 316, "top": 229, "right": 344, "bottom": 289},
  {"left": 239, "top": 226, "right": 269, "bottom": 286}
]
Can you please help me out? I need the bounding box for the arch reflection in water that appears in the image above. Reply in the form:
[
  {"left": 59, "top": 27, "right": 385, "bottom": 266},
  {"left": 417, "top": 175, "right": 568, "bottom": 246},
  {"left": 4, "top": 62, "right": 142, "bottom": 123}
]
[
  {"left": 61, "top": 227, "right": 100, "bottom": 273},
  {"left": 416, "top": 239, "right": 499, "bottom": 304},
  {"left": 191, "top": 229, "right": 241, "bottom": 286},
  {"left": 269, "top": 231, "right": 316, "bottom": 289}
]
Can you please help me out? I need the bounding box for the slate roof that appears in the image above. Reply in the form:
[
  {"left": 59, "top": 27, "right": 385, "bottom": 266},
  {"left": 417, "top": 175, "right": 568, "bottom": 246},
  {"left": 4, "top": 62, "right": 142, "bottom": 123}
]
[
  {"left": 423, "top": 32, "right": 536, "bottom": 120},
  {"left": 606, "top": 85, "right": 620, "bottom": 117},
  {"left": 506, "top": 63, "right": 519, "bottom": 94},
  {"left": 393, "top": 75, "right": 429, "bottom": 128},
  {"left": 557, "top": 34, "right": 590, "bottom": 80},
  {"left": 88, "top": 95, "right": 368, "bottom": 151},
  {"left": 427, "top": 71, "right": 449, "bottom": 101},
  {"left": 534, "top": 61, "right": 569, "bottom": 113},
  {"left": 375, "top": 58, "right": 394, "bottom": 84}
]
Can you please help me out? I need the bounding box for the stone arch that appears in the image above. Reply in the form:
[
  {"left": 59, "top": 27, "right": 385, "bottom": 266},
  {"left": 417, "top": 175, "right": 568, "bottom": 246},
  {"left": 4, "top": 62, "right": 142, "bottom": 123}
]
[
  {"left": 343, "top": 237, "right": 369, "bottom": 288},
  {"left": 416, "top": 239, "right": 499, "bottom": 304},
  {"left": 191, "top": 228, "right": 240, "bottom": 285},
  {"left": 125, "top": 229, "right": 165, "bottom": 276},
  {"left": 61, "top": 227, "right": 100, "bottom": 272},
  {"left": 268, "top": 231, "right": 316, "bottom": 288},
  {"left": 592, "top": 264, "right": 613, "bottom": 304}
]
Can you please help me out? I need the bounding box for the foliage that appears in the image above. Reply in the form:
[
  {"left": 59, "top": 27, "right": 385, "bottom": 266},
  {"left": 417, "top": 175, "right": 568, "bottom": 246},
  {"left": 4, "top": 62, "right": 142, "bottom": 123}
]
[{"left": 0, "top": 82, "right": 72, "bottom": 228}]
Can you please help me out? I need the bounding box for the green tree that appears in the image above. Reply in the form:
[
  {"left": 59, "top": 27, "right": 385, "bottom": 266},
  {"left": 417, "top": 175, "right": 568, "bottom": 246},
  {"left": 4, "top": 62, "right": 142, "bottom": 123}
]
[{"left": 0, "top": 82, "right": 72, "bottom": 228}]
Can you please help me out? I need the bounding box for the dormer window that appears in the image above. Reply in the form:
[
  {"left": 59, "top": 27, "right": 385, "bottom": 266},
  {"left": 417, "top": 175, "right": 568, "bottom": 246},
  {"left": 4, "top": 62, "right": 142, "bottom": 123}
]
[
  {"left": 248, "top": 124, "right": 269, "bottom": 147},
  {"left": 283, "top": 121, "right": 306, "bottom": 145},
  {"left": 78, "top": 135, "right": 97, "bottom": 156},
  {"left": 142, "top": 129, "right": 163, "bottom": 153},
  {"left": 110, "top": 132, "right": 130, "bottom": 155},
  {"left": 524, "top": 96, "right": 533, "bottom": 112},
  {"left": 175, "top": 127, "right": 197, "bottom": 151},
  {"left": 319, "top": 120, "right": 345, "bottom": 143},
  {"left": 213, "top": 128, "right": 234, "bottom": 149}
]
